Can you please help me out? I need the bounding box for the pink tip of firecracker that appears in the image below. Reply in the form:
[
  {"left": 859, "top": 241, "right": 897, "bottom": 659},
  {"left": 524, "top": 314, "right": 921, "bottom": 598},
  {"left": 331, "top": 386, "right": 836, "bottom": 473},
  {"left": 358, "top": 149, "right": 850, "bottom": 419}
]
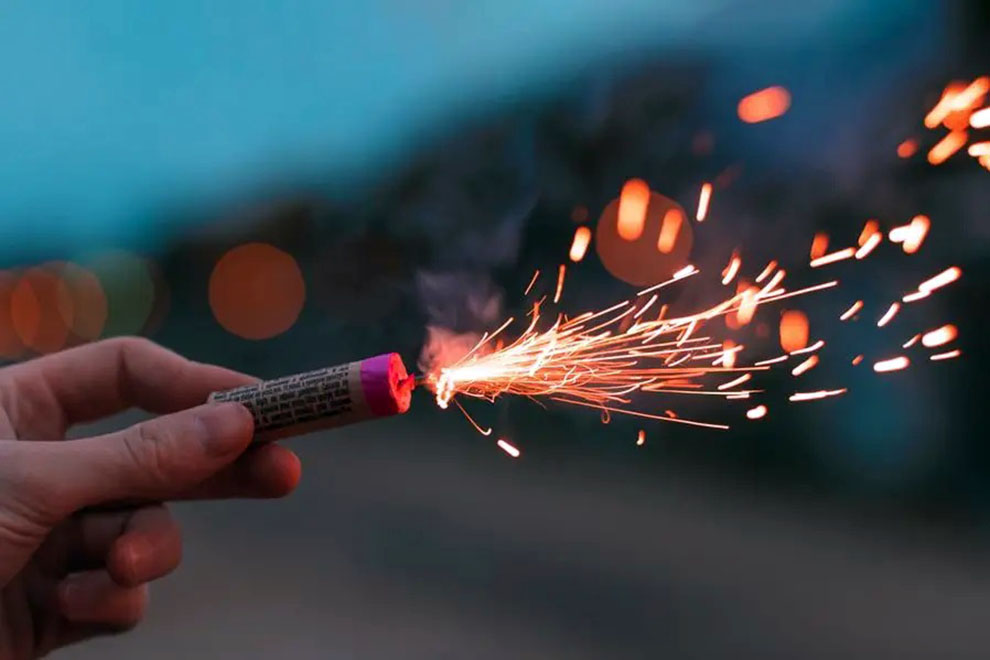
[{"left": 360, "top": 353, "right": 414, "bottom": 417}]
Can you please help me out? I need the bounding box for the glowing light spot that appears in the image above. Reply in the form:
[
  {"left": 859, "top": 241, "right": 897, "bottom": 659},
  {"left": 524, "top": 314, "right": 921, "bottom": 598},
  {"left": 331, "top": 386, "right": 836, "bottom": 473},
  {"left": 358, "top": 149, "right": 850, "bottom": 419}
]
[
  {"left": 737, "top": 86, "right": 791, "bottom": 123},
  {"left": 902, "top": 334, "right": 921, "bottom": 348},
  {"left": 789, "top": 388, "right": 847, "bottom": 402},
  {"left": 925, "top": 82, "right": 968, "bottom": 129},
  {"left": 569, "top": 227, "right": 592, "bottom": 262},
  {"left": 790, "top": 339, "right": 825, "bottom": 355},
  {"left": 852, "top": 355, "right": 864, "bottom": 366},
  {"left": 901, "top": 215, "right": 930, "bottom": 254},
  {"left": 721, "top": 252, "right": 741, "bottom": 285},
  {"left": 921, "top": 324, "right": 957, "bottom": 348},
  {"left": 839, "top": 300, "right": 863, "bottom": 321},
  {"left": 746, "top": 404, "right": 767, "bottom": 420},
  {"left": 524, "top": 270, "right": 540, "bottom": 296},
  {"left": 791, "top": 355, "right": 819, "bottom": 377},
  {"left": 673, "top": 264, "right": 697, "bottom": 280},
  {"left": 695, "top": 183, "right": 713, "bottom": 222},
  {"left": 809, "top": 233, "right": 829, "bottom": 260},
  {"left": 754, "top": 355, "right": 788, "bottom": 366},
  {"left": 858, "top": 220, "right": 880, "bottom": 246},
  {"left": 855, "top": 232, "right": 882, "bottom": 260},
  {"left": 971, "top": 107, "right": 990, "bottom": 129},
  {"left": 636, "top": 429, "right": 646, "bottom": 446},
  {"left": 11, "top": 266, "right": 72, "bottom": 354},
  {"left": 209, "top": 243, "right": 306, "bottom": 340},
  {"left": 56, "top": 262, "right": 108, "bottom": 342},
  {"left": 928, "top": 131, "right": 968, "bottom": 165},
  {"left": 721, "top": 340, "right": 738, "bottom": 368},
  {"left": 968, "top": 142, "right": 990, "bottom": 157},
  {"left": 779, "top": 310, "right": 809, "bottom": 353},
  {"left": 496, "top": 438, "right": 520, "bottom": 458},
  {"left": 0, "top": 271, "right": 26, "bottom": 358},
  {"left": 617, "top": 178, "right": 650, "bottom": 241},
  {"left": 810, "top": 247, "right": 855, "bottom": 268},
  {"left": 755, "top": 260, "right": 777, "bottom": 283},
  {"left": 655, "top": 207, "right": 684, "bottom": 255},
  {"left": 918, "top": 267, "right": 961, "bottom": 293},
  {"left": 736, "top": 285, "right": 760, "bottom": 326},
  {"left": 902, "top": 290, "right": 930, "bottom": 303},
  {"left": 897, "top": 139, "right": 918, "bottom": 158},
  {"left": 84, "top": 251, "right": 157, "bottom": 337},
  {"left": 717, "top": 373, "right": 752, "bottom": 391},
  {"left": 877, "top": 303, "right": 900, "bottom": 327},
  {"left": 930, "top": 349, "right": 961, "bottom": 361},
  {"left": 553, "top": 264, "right": 566, "bottom": 304},
  {"left": 873, "top": 356, "right": 910, "bottom": 373}
]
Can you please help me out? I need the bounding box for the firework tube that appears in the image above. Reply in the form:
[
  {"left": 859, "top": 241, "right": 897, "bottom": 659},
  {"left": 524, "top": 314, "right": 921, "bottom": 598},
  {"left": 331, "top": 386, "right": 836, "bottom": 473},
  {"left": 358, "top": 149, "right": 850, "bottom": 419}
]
[{"left": 208, "top": 353, "right": 414, "bottom": 442}]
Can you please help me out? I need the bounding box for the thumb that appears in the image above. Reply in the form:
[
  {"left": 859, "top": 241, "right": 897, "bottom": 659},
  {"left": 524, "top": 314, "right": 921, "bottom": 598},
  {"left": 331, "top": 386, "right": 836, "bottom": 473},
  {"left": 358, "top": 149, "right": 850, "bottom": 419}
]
[{"left": 48, "top": 402, "right": 254, "bottom": 513}]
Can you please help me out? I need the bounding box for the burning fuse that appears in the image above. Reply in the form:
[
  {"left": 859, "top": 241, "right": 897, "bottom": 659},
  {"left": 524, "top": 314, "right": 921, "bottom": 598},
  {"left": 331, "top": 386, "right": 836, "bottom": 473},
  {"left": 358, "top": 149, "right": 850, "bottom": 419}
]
[{"left": 209, "top": 353, "right": 414, "bottom": 442}]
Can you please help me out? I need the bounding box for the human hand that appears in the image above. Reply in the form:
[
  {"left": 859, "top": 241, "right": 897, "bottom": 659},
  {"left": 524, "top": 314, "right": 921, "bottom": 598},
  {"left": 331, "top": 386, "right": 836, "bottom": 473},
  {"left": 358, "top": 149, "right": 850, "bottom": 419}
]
[{"left": 0, "top": 337, "right": 301, "bottom": 658}]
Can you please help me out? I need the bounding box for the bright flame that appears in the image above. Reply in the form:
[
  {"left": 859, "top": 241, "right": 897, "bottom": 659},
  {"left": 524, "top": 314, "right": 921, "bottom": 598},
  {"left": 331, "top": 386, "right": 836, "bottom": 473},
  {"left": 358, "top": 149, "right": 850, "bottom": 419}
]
[
  {"left": 737, "top": 86, "right": 791, "bottom": 123},
  {"left": 617, "top": 179, "right": 650, "bottom": 240},
  {"left": 569, "top": 227, "right": 592, "bottom": 262}
]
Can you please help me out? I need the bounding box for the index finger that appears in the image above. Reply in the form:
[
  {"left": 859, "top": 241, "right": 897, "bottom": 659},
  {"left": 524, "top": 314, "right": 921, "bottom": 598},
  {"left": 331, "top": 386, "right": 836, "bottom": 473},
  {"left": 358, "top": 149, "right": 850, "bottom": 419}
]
[{"left": 3, "top": 337, "right": 255, "bottom": 431}]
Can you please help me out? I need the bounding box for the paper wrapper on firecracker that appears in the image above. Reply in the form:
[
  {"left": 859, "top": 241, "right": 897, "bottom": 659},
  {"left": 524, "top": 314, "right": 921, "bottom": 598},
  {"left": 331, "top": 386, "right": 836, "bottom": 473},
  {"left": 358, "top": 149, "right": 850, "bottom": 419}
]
[{"left": 208, "top": 353, "right": 414, "bottom": 442}]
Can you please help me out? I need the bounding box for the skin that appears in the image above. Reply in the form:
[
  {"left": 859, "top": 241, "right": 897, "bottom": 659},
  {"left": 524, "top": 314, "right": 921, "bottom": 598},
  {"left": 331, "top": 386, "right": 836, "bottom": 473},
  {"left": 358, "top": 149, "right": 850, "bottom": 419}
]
[{"left": 0, "top": 337, "right": 301, "bottom": 658}]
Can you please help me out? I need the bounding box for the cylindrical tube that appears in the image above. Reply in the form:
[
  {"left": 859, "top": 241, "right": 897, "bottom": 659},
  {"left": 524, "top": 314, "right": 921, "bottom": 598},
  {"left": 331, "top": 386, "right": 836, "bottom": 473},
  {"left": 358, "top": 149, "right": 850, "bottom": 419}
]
[{"left": 208, "top": 353, "right": 414, "bottom": 442}]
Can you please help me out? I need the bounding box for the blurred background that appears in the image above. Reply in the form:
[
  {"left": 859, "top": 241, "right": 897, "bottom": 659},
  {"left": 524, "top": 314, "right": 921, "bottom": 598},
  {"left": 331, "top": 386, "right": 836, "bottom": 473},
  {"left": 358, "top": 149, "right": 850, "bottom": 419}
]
[{"left": 2, "top": 1, "right": 990, "bottom": 657}]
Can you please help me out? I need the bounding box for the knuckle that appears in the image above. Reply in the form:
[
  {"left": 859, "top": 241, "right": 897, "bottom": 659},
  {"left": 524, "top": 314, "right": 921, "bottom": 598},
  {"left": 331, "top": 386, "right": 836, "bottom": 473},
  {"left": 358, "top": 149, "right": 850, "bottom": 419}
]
[{"left": 122, "top": 422, "right": 175, "bottom": 490}]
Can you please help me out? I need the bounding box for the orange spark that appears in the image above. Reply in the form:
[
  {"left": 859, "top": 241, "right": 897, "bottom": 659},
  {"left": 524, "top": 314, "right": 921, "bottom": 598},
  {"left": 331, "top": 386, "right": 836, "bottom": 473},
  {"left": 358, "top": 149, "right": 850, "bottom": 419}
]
[
  {"left": 736, "top": 285, "right": 760, "bottom": 326},
  {"left": 877, "top": 302, "right": 900, "bottom": 327},
  {"left": 927, "top": 131, "right": 968, "bottom": 165},
  {"left": 902, "top": 290, "right": 930, "bottom": 303},
  {"left": 754, "top": 355, "right": 789, "bottom": 366},
  {"left": 930, "top": 349, "right": 961, "bottom": 361},
  {"left": 902, "top": 333, "right": 921, "bottom": 348},
  {"left": 636, "top": 429, "right": 646, "bottom": 446},
  {"left": 721, "top": 339, "right": 738, "bottom": 368},
  {"left": 717, "top": 373, "right": 752, "bottom": 391},
  {"left": 746, "top": 404, "right": 767, "bottom": 420},
  {"left": 810, "top": 247, "right": 855, "bottom": 268},
  {"left": 791, "top": 354, "right": 819, "bottom": 377},
  {"left": 858, "top": 220, "right": 880, "bottom": 246},
  {"left": 855, "top": 232, "right": 882, "bottom": 259},
  {"left": 696, "top": 183, "right": 713, "bottom": 222},
  {"left": 896, "top": 139, "right": 918, "bottom": 158},
  {"left": 924, "top": 82, "right": 968, "bottom": 129},
  {"left": 737, "top": 86, "right": 791, "bottom": 123},
  {"left": 839, "top": 300, "right": 863, "bottom": 321},
  {"left": 980, "top": 155, "right": 990, "bottom": 171},
  {"left": 665, "top": 410, "right": 678, "bottom": 419},
  {"left": 851, "top": 355, "right": 864, "bottom": 366},
  {"left": 968, "top": 142, "right": 990, "bottom": 157},
  {"left": 672, "top": 264, "right": 697, "bottom": 281},
  {"left": 755, "top": 260, "right": 778, "bottom": 283},
  {"left": 873, "top": 356, "right": 910, "bottom": 373},
  {"left": 617, "top": 178, "right": 650, "bottom": 240},
  {"left": 949, "top": 76, "right": 989, "bottom": 113},
  {"left": 789, "top": 388, "right": 847, "bottom": 402},
  {"left": 553, "top": 264, "right": 566, "bottom": 303},
  {"left": 779, "top": 310, "right": 809, "bottom": 353},
  {"left": 809, "top": 232, "right": 829, "bottom": 260},
  {"left": 496, "top": 438, "right": 521, "bottom": 458},
  {"left": 524, "top": 270, "right": 540, "bottom": 296},
  {"left": 721, "top": 251, "right": 741, "bottom": 285},
  {"left": 657, "top": 208, "right": 684, "bottom": 254},
  {"left": 898, "top": 215, "right": 930, "bottom": 254},
  {"left": 972, "top": 107, "right": 990, "bottom": 129},
  {"left": 569, "top": 227, "right": 592, "bottom": 262},
  {"left": 790, "top": 339, "right": 825, "bottom": 355},
  {"left": 918, "top": 266, "right": 961, "bottom": 293},
  {"left": 921, "top": 324, "right": 957, "bottom": 348}
]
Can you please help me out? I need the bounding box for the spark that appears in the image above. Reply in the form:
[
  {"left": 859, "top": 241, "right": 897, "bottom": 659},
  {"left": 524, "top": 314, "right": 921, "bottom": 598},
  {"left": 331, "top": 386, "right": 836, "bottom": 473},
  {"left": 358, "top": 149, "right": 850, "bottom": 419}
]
[
  {"left": 791, "top": 355, "right": 819, "bottom": 377},
  {"left": 855, "top": 232, "right": 882, "bottom": 259},
  {"left": 972, "top": 107, "right": 990, "bottom": 129},
  {"left": 858, "top": 220, "right": 880, "bottom": 246},
  {"left": 877, "top": 302, "right": 900, "bottom": 327},
  {"left": 790, "top": 339, "right": 824, "bottom": 356},
  {"left": 524, "top": 270, "right": 540, "bottom": 296},
  {"left": 657, "top": 208, "right": 684, "bottom": 254},
  {"left": 636, "top": 429, "right": 646, "bottom": 446},
  {"left": 968, "top": 142, "right": 990, "bottom": 157},
  {"left": 789, "top": 389, "right": 847, "bottom": 402},
  {"left": 901, "top": 215, "right": 931, "bottom": 254},
  {"left": 755, "top": 260, "right": 778, "bottom": 283},
  {"left": 839, "top": 300, "right": 863, "bottom": 321},
  {"left": 737, "top": 86, "right": 791, "bottom": 123},
  {"left": 902, "top": 334, "right": 921, "bottom": 348},
  {"left": 754, "top": 355, "right": 789, "bottom": 366},
  {"left": 902, "top": 290, "right": 930, "bottom": 303},
  {"left": 949, "top": 77, "right": 989, "bottom": 113},
  {"left": 897, "top": 139, "right": 918, "bottom": 158},
  {"left": 672, "top": 264, "right": 697, "bottom": 281},
  {"left": 930, "top": 349, "right": 961, "bottom": 361},
  {"left": 918, "top": 266, "right": 961, "bottom": 293},
  {"left": 924, "top": 81, "right": 967, "bottom": 128},
  {"left": 618, "top": 179, "right": 650, "bottom": 240},
  {"left": 553, "top": 264, "right": 566, "bottom": 303},
  {"left": 851, "top": 355, "right": 864, "bottom": 366},
  {"left": 496, "top": 438, "right": 521, "bottom": 458},
  {"left": 810, "top": 232, "right": 829, "bottom": 260},
  {"left": 810, "top": 247, "right": 855, "bottom": 268},
  {"left": 873, "top": 356, "right": 910, "bottom": 373},
  {"left": 569, "top": 227, "right": 592, "bottom": 262},
  {"left": 717, "top": 373, "right": 752, "bottom": 391},
  {"left": 721, "top": 252, "right": 741, "bottom": 285},
  {"left": 921, "top": 324, "right": 957, "bottom": 348},
  {"left": 696, "top": 183, "right": 713, "bottom": 222},
  {"left": 746, "top": 404, "right": 767, "bottom": 420},
  {"left": 928, "top": 131, "right": 968, "bottom": 165}
]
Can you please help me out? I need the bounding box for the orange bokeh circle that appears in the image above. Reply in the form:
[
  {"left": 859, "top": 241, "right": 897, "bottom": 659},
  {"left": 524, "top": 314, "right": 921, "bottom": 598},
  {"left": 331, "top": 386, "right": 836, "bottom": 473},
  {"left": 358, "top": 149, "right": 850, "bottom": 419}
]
[
  {"left": 11, "top": 265, "right": 72, "bottom": 354},
  {"left": 209, "top": 243, "right": 306, "bottom": 340}
]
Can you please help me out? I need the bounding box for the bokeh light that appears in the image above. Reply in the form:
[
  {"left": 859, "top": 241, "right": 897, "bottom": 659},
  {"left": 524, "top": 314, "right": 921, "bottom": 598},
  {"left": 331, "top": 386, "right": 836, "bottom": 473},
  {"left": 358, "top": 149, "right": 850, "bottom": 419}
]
[
  {"left": 616, "top": 178, "right": 650, "bottom": 241},
  {"left": 779, "top": 310, "right": 810, "bottom": 353},
  {"left": 83, "top": 251, "right": 157, "bottom": 337},
  {"left": 737, "top": 86, "right": 791, "bottom": 123},
  {"left": 0, "top": 271, "right": 26, "bottom": 359},
  {"left": 209, "top": 242, "right": 306, "bottom": 340},
  {"left": 56, "top": 262, "right": 108, "bottom": 342},
  {"left": 11, "top": 265, "right": 72, "bottom": 354}
]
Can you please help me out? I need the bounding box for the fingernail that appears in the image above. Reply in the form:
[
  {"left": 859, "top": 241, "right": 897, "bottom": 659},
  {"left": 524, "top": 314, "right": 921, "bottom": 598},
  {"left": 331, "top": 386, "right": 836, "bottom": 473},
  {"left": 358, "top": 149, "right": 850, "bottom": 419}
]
[
  {"left": 58, "top": 574, "right": 85, "bottom": 614},
  {"left": 196, "top": 403, "right": 253, "bottom": 457}
]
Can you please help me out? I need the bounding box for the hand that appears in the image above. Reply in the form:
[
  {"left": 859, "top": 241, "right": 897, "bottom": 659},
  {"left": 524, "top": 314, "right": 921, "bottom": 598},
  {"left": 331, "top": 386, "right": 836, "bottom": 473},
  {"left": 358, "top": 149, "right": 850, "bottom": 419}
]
[{"left": 0, "top": 337, "right": 301, "bottom": 658}]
